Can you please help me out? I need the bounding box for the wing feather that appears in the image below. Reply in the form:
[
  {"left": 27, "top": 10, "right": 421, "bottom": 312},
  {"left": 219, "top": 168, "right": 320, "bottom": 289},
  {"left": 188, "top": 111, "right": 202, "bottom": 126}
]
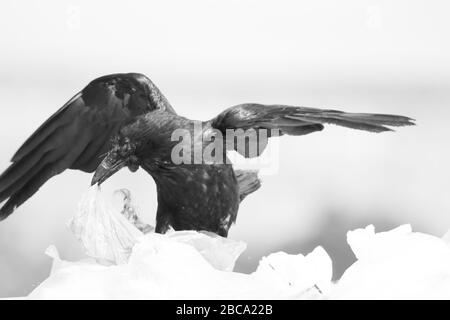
[
  {"left": 211, "top": 103, "right": 415, "bottom": 157},
  {"left": 0, "top": 73, "right": 159, "bottom": 220}
]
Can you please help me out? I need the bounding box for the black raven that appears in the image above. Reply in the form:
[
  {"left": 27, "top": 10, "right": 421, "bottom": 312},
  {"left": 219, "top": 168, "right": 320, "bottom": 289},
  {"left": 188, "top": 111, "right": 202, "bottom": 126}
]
[{"left": 0, "top": 73, "right": 415, "bottom": 236}]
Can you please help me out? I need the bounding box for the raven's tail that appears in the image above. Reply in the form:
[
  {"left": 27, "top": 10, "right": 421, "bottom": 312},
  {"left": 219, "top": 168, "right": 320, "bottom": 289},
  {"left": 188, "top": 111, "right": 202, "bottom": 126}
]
[{"left": 235, "top": 169, "right": 261, "bottom": 202}]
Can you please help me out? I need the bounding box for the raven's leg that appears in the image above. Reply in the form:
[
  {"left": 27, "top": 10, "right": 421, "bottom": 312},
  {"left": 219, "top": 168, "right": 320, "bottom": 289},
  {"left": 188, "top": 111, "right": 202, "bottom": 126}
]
[
  {"left": 234, "top": 169, "right": 261, "bottom": 202},
  {"left": 217, "top": 226, "right": 229, "bottom": 238},
  {"left": 155, "top": 206, "right": 171, "bottom": 234}
]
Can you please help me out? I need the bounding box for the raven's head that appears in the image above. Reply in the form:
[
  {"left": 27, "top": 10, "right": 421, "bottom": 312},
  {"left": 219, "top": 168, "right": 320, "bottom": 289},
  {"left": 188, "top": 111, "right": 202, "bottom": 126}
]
[{"left": 91, "top": 136, "right": 140, "bottom": 186}]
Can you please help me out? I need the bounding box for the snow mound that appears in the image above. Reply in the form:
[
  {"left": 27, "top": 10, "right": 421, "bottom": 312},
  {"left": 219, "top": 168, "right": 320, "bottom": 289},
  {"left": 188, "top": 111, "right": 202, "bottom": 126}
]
[
  {"left": 29, "top": 231, "right": 331, "bottom": 299},
  {"left": 28, "top": 223, "right": 450, "bottom": 300},
  {"left": 18, "top": 188, "right": 450, "bottom": 299},
  {"left": 327, "top": 225, "right": 450, "bottom": 299}
]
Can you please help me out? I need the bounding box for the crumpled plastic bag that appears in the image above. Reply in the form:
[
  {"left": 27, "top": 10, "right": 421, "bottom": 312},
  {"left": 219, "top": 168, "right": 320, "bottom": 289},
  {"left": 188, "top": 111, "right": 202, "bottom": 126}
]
[{"left": 68, "top": 186, "right": 144, "bottom": 265}]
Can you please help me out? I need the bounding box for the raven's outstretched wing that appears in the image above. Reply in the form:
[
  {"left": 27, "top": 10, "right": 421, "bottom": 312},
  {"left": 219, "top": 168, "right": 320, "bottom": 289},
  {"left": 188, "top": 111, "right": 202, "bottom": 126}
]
[
  {"left": 211, "top": 103, "right": 415, "bottom": 157},
  {"left": 0, "top": 73, "right": 169, "bottom": 220}
]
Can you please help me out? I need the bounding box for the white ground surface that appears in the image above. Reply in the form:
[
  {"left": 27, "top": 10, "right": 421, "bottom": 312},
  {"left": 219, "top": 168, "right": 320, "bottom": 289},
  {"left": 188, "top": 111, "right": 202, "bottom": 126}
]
[{"left": 10, "top": 188, "right": 450, "bottom": 300}]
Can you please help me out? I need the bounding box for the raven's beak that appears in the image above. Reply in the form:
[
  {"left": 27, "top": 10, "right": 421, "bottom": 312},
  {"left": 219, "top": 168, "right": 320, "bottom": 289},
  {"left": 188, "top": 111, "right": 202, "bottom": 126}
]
[{"left": 91, "top": 151, "right": 127, "bottom": 186}]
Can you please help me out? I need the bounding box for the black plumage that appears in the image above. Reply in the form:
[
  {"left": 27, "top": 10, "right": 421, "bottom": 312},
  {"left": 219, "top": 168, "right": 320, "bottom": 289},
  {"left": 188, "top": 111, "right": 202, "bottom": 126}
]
[{"left": 0, "top": 73, "right": 415, "bottom": 236}]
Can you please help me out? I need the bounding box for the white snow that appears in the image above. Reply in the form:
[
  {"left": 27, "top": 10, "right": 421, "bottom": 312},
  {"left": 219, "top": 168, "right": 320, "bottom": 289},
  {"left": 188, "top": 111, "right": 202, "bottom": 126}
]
[
  {"left": 8, "top": 188, "right": 450, "bottom": 299},
  {"left": 327, "top": 225, "right": 450, "bottom": 299},
  {"left": 29, "top": 232, "right": 331, "bottom": 299}
]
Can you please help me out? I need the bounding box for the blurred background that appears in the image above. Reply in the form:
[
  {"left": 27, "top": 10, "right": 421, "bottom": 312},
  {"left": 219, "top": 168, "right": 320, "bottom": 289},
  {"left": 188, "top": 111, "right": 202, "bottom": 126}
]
[{"left": 0, "top": 0, "right": 449, "bottom": 297}]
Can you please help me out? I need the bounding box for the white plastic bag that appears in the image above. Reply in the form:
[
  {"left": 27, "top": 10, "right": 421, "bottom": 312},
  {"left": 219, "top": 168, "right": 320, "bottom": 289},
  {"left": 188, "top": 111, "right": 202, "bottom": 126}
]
[{"left": 68, "top": 186, "right": 144, "bottom": 265}]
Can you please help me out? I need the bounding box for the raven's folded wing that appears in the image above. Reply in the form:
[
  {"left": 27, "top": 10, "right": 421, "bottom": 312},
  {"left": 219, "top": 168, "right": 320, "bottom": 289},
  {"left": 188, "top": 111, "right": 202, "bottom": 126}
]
[
  {"left": 211, "top": 103, "right": 415, "bottom": 157},
  {"left": 0, "top": 73, "right": 160, "bottom": 220}
]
